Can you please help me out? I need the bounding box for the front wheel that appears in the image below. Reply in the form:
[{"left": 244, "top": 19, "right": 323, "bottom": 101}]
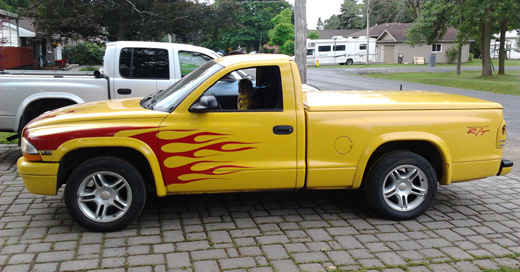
[
  {"left": 64, "top": 157, "right": 146, "bottom": 232},
  {"left": 346, "top": 59, "right": 354, "bottom": 65},
  {"left": 364, "top": 151, "right": 437, "bottom": 220}
]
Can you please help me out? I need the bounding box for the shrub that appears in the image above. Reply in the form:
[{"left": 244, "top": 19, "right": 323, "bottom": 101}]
[
  {"left": 445, "top": 46, "right": 458, "bottom": 64},
  {"left": 63, "top": 43, "right": 105, "bottom": 65}
]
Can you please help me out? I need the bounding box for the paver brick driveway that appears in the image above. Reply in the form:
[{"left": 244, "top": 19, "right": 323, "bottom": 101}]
[{"left": 1, "top": 144, "right": 519, "bottom": 272}]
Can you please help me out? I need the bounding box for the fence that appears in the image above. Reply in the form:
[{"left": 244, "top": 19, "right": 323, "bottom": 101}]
[{"left": 0, "top": 46, "right": 34, "bottom": 69}]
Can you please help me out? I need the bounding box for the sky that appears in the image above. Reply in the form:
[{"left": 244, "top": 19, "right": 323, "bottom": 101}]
[{"left": 287, "top": 0, "right": 344, "bottom": 30}]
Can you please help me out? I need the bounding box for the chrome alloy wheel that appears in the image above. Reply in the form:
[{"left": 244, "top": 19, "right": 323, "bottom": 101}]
[
  {"left": 382, "top": 165, "right": 428, "bottom": 212},
  {"left": 77, "top": 171, "right": 132, "bottom": 223}
]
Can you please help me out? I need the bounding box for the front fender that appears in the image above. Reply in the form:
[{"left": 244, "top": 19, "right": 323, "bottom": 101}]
[
  {"left": 51, "top": 137, "right": 167, "bottom": 197},
  {"left": 352, "top": 131, "right": 453, "bottom": 188}
]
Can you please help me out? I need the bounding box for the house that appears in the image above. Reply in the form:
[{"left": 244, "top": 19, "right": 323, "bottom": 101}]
[
  {"left": 318, "top": 23, "right": 471, "bottom": 64},
  {"left": 491, "top": 30, "right": 520, "bottom": 60},
  {"left": 1, "top": 9, "right": 61, "bottom": 69}
]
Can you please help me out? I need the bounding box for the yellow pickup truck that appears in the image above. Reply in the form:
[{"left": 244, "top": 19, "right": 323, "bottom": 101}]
[{"left": 17, "top": 54, "right": 513, "bottom": 232}]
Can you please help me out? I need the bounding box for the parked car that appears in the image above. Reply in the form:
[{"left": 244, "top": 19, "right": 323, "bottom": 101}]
[{"left": 18, "top": 54, "right": 513, "bottom": 232}]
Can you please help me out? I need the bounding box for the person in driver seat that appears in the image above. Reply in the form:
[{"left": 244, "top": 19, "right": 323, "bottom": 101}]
[{"left": 237, "top": 78, "right": 255, "bottom": 110}]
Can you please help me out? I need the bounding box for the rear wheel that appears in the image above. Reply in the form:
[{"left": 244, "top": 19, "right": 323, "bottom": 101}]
[
  {"left": 364, "top": 151, "right": 437, "bottom": 220},
  {"left": 64, "top": 157, "right": 146, "bottom": 232},
  {"left": 346, "top": 59, "right": 354, "bottom": 65}
]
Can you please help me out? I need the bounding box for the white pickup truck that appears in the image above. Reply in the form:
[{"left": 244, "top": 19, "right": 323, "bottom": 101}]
[{"left": 0, "top": 41, "right": 222, "bottom": 139}]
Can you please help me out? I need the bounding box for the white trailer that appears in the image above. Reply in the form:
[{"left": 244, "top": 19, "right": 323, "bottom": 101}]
[{"left": 306, "top": 36, "right": 377, "bottom": 65}]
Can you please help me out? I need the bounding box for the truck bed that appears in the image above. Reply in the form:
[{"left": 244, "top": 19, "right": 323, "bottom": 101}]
[{"left": 303, "top": 91, "right": 503, "bottom": 111}]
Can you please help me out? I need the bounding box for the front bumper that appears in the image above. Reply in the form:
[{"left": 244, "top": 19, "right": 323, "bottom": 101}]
[
  {"left": 497, "top": 159, "right": 513, "bottom": 176},
  {"left": 17, "top": 157, "right": 59, "bottom": 195}
]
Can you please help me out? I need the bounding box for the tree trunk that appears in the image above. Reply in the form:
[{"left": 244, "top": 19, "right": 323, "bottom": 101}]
[
  {"left": 456, "top": 0, "right": 462, "bottom": 76},
  {"left": 117, "top": 18, "right": 126, "bottom": 41},
  {"left": 456, "top": 43, "right": 462, "bottom": 75},
  {"left": 480, "top": 20, "right": 492, "bottom": 77},
  {"left": 498, "top": 20, "right": 507, "bottom": 75}
]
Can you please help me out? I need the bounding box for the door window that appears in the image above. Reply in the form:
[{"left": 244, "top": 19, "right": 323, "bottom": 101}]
[
  {"left": 200, "top": 66, "right": 283, "bottom": 111},
  {"left": 178, "top": 51, "right": 213, "bottom": 77}
]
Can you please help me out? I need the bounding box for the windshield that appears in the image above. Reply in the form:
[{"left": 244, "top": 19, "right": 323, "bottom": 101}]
[{"left": 141, "top": 60, "right": 224, "bottom": 112}]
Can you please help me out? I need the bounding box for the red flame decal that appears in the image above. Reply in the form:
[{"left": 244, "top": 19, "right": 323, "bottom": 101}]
[{"left": 149, "top": 129, "right": 257, "bottom": 186}]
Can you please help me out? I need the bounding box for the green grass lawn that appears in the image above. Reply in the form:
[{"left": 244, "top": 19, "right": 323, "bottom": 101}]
[
  {"left": 0, "top": 132, "right": 18, "bottom": 144},
  {"left": 311, "top": 59, "right": 520, "bottom": 69},
  {"left": 364, "top": 70, "right": 520, "bottom": 96}
]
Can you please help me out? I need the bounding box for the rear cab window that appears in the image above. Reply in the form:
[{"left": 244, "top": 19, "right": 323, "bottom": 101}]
[{"left": 119, "top": 48, "right": 170, "bottom": 79}]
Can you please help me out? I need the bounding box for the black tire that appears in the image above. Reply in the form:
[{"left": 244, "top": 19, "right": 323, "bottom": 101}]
[
  {"left": 17, "top": 114, "right": 29, "bottom": 144},
  {"left": 364, "top": 151, "right": 437, "bottom": 220},
  {"left": 346, "top": 59, "right": 354, "bottom": 65},
  {"left": 64, "top": 157, "right": 146, "bottom": 232}
]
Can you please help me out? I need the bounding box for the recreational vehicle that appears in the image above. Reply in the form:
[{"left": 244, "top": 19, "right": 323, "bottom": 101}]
[{"left": 307, "top": 36, "right": 377, "bottom": 65}]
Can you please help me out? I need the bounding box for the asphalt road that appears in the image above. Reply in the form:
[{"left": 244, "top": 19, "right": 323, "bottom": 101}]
[{"left": 307, "top": 67, "right": 520, "bottom": 176}]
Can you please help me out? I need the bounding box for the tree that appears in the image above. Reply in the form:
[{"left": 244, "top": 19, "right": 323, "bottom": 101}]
[
  {"left": 268, "top": 9, "right": 294, "bottom": 55},
  {"left": 0, "top": 0, "right": 31, "bottom": 12},
  {"left": 406, "top": 0, "right": 520, "bottom": 77},
  {"left": 316, "top": 17, "right": 325, "bottom": 30},
  {"left": 495, "top": 0, "right": 520, "bottom": 74},
  {"left": 369, "top": 0, "right": 417, "bottom": 24},
  {"left": 462, "top": 0, "right": 520, "bottom": 76},
  {"left": 338, "top": 0, "right": 364, "bottom": 29},
  {"left": 407, "top": 0, "right": 464, "bottom": 74},
  {"left": 308, "top": 30, "right": 320, "bottom": 40},
  {"left": 405, "top": 0, "right": 423, "bottom": 19},
  {"left": 203, "top": 0, "right": 291, "bottom": 53},
  {"left": 24, "top": 0, "right": 218, "bottom": 42},
  {"left": 323, "top": 15, "right": 341, "bottom": 30}
]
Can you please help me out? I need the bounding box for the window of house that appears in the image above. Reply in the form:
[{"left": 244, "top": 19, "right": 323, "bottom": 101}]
[
  {"left": 119, "top": 48, "right": 170, "bottom": 79},
  {"left": 178, "top": 51, "right": 213, "bottom": 77},
  {"left": 318, "top": 46, "right": 331, "bottom": 52},
  {"left": 334, "top": 45, "right": 346, "bottom": 51},
  {"left": 432, "top": 44, "right": 442, "bottom": 52},
  {"left": 359, "top": 44, "right": 367, "bottom": 50}
]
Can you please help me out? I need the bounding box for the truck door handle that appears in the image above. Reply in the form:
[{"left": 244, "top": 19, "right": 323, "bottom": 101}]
[
  {"left": 117, "top": 88, "right": 132, "bottom": 95},
  {"left": 273, "top": 125, "right": 293, "bottom": 135}
]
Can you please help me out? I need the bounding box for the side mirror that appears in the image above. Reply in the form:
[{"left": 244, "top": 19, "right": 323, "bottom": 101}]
[
  {"left": 220, "top": 73, "right": 236, "bottom": 82},
  {"left": 190, "top": 96, "right": 218, "bottom": 112}
]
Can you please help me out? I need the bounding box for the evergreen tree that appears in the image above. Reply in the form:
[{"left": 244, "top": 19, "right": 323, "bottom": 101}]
[
  {"left": 316, "top": 17, "right": 325, "bottom": 30},
  {"left": 338, "top": 0, "right": 364, "bottom": 29},
  {"left": 323, "top": 15, "right": 341, "bottom": 30}
]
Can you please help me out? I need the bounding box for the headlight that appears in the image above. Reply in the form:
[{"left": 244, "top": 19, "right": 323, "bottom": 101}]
[{"left": 21, "top": 137, "right": 42, "bottom": 161}]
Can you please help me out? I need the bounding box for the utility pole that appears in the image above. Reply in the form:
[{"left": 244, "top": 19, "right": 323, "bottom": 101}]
[
  {"left": 295, "top": 0, "right": 307, "bottom": 83},
  {"left": 365, "top": 0, "right": 370, "bottom": 66}
]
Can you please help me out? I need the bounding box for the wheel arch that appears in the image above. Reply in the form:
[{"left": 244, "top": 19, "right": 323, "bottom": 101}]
[
  {"left": 15, "top": 93, "right": 84, "bottom": 132},
  {"left": 55, "top": 138, "right": 167, "bottom": 197},
  {"left": 353, "top": 132, "right": 453, "bottom": 189}
]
